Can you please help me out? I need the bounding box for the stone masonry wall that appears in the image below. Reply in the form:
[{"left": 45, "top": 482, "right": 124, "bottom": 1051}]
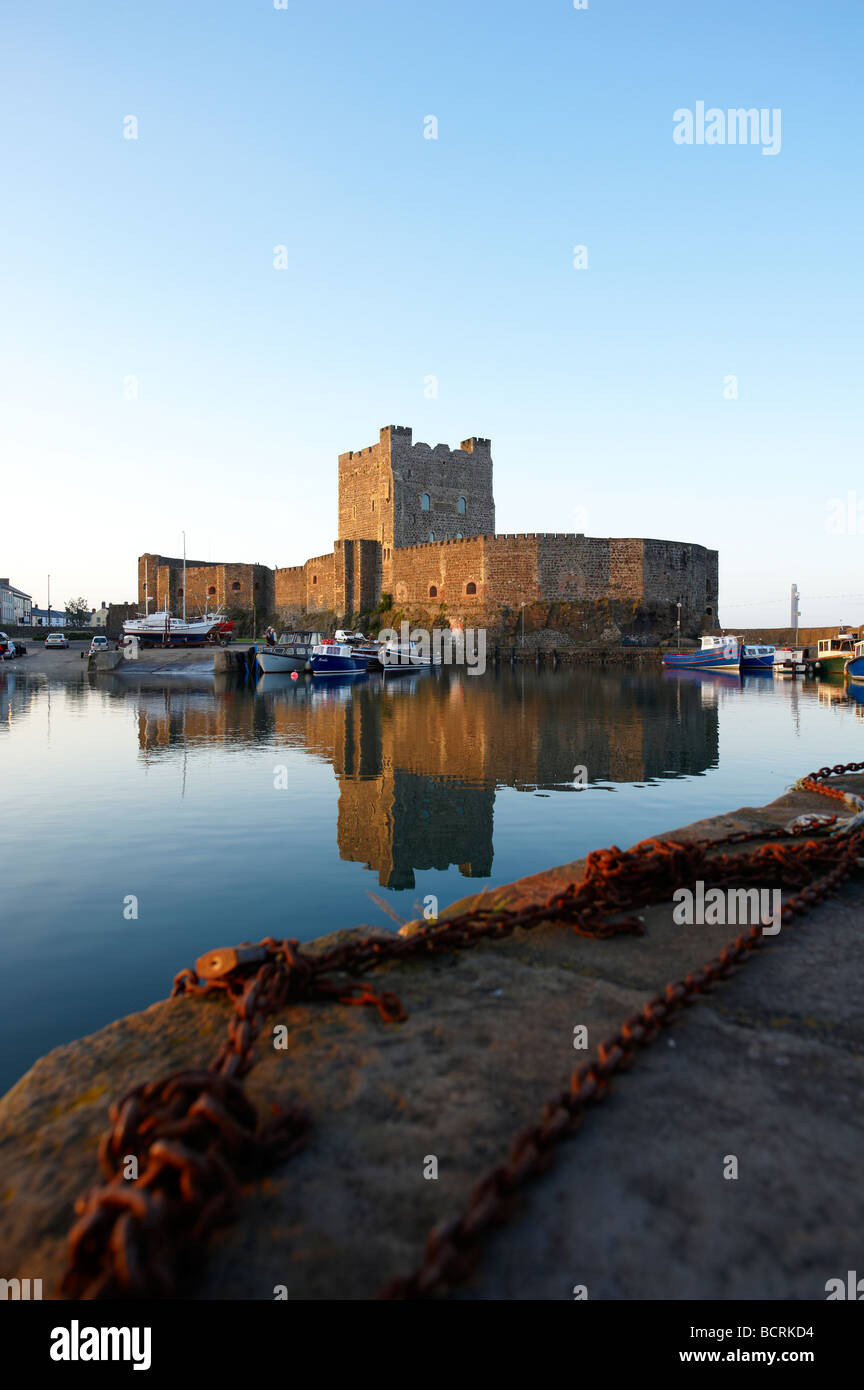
[
  {"left": 338, "top": 426, "right": 494, "bottom": 598},
  {"left": 140, "top": 555, "right": 274, "bottom": 615},
  {"left": 274, "top": 552, "right": 336, "bottom": 615},
  {"left": 388, "top": 428, "right": 494, "bottom": 550},
  {"left": 639, "top": 539, "right": 718, "bottom": 622},
  {"left": 388, "top": 534, "right": 717, "bottom": 633}
]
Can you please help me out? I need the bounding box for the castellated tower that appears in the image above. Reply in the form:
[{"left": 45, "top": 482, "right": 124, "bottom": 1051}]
[
  {"left": 141, "top": 422, "right": 717, "bottom": 636},
  {"left": 338, "top": 425, "right": 495, "bottom": 595}
]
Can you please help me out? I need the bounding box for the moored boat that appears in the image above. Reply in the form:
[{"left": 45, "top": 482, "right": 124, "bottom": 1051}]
[
  {"left": 309, "top": 641, "right": 368, "bottom": 677},
  {"left": 663, "top": 634, "right": 741, "bottom": 672},
  {"left": 255, "top": 630, "right": 325, "bottom": 674},
  {"left": 740, "top": 643, "right": 775, "bottom": 672},
  {"left": 377, "top": 638, "right": 433, "bottom": 672},
  {"left": 845, "top": 639, "right": 864, "bottom": 684},
  {"left": 772, "top": 647, "right": 804, "bottom": 676},
  {"left": 809, "top": 630, "right": 859, "bottom": 676}
]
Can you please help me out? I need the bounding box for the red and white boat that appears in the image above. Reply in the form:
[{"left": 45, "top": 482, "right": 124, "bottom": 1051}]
[{"left": 663, "top": 634, "right": 741, "bottom": 672}]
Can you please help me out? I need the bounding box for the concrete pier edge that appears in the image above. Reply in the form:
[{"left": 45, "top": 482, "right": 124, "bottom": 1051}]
[{"left": 1, "top": 771, "right": 862, "bottom": 1299}]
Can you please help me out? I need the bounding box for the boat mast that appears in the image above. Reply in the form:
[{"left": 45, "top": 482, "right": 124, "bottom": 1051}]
[{"left": 182, "top": 531, "right": 187, "bottom": 622}]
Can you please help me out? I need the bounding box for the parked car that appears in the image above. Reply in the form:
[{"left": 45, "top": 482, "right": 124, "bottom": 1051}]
[
  {"left": 2, "top": 640, "right": 27, "bottom": 659},
  {"left": 45, "top": 633, "right": 69, "bottom": 648},
  {"left": 0, "top": 631, "right": 9, "bottom": 655},
  {"left": 88, "top": 635, "right": 109, "bottom": 656},
  {"left": 335, "top": 629, "right": 366, "bottom": 644}
]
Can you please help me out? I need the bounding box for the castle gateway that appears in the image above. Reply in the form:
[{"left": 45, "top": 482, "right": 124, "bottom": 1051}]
[{"left": 138, "top": 425, "right": 718, "bottom": 638}]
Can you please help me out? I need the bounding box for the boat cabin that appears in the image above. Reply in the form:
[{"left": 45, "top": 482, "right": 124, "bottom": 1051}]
[
  {"left": 817, "top": 632, "right": 857, "bottom": 657},
  {"left": 276, "top": 630, "right": 325, "bottom": 655}
]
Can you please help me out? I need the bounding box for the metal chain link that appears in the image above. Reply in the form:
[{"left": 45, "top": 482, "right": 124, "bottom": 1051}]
[{"left": 61, "top": 761, "right": 864, "bottom": 1299}]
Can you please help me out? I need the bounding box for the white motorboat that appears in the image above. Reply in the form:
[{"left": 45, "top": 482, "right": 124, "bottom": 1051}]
[
  {"left": 772, "top": 647, "right": 805, "bottom": 676},
  {"left": 255, "top": 631, "right": 326, "bottom": 674},
  {"left": 377, "top": 638, "right": 433, "bottom": 672}
]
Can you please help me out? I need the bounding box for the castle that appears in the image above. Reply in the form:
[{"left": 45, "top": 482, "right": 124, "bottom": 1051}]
[{"left": 138, "top": 425, "right": 719, "bottom": 637}]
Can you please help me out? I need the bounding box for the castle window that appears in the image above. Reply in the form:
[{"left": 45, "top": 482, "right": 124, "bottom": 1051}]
[
  {"left": 458, "top": 496, "right": 466, "bottom": 515},
  {"left": 429, "top": 532, "right": 435, "bottom": 542},
  {"left": 456, "top": 532, "right": 463, "bottom": 540},
  {"left": 232, "top": 581, "right": 241, "bottom": 591},
  {"left": 177, "top": 587, "right": 184, "bottom": 596},
  {"left": 313, "top": 575, "right": 317, "bottom": 585},
  {"left": 206, "top": 585, "right": 215, "bottom": 596},
  {"left": 429, "top": 585, "right": 437, "bottom": 598},
  {"left": 254, "top": 582, "right": 260, "bottom": 591},
  {"left": 705, "top": 606, "right": 713, "bottom": 616},
  {"left": 421, "top": 493, "right": 430, "bottom": 511},
  {"left": 466, "top": 581, "right": 477, "bottom": 596},
  {"left": 371, "top": 499, "right": 375, "bottom": 511}
]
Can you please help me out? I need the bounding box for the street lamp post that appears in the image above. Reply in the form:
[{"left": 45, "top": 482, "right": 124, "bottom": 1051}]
[
  {"left": 676, "top": 600, "right": 682, "bottom": 646},
  {"left": 47, "top": 574, "right": 50, "bottom": 629},
  {"left": 521, "top": 602, "right": 525, "bottom": 648}
]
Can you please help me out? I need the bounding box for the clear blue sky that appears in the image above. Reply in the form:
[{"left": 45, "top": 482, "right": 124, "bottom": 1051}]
[{"left": 2, "top": 0, "right": 861, "bottom": 627}]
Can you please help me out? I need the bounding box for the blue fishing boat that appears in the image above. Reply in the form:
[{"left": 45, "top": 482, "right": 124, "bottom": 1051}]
[
  {"left": 663, "top": 635, "right": 741, "bottom": 672},
  {"left": 845, "top": 639, "right": 864, "bottom": 684},
  {"left": 740, "top": 643, "right": 775, "bottom": 671},
  {"left": 309, "top": 641, "right": 368, "bottom": 677}
]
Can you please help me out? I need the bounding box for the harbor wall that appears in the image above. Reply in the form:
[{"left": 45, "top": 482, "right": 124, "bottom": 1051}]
[
  {"left": 3, "top": 773, "right": 862, "bottom": 1299},
  {"left": 736, "top": 626, "right": 860, "bottom": 648}
]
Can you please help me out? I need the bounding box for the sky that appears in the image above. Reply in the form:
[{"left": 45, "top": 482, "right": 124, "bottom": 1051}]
[{"left": 1, "top": 0, "right": 862, "bottom": 627}]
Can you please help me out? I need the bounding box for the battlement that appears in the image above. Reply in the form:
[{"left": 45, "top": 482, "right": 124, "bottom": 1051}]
[
  {"left": 398, "top": 534, "right": 493, "bottom": 551},
  {"left": 489, "top": 531, "right": 589, "bottom": 542}
]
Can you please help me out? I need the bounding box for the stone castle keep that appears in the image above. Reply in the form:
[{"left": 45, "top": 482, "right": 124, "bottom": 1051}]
[{"left": 139, "top": 425, "right": 719, "bottom": 636}]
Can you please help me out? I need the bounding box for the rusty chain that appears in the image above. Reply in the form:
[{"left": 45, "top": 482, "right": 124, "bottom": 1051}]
[{"left": 61, "top": 760, "right": 864, "bottom": 1300}]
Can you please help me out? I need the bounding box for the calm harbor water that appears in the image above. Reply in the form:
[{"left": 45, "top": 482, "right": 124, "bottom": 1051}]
[{"left": 1, "top": 662, "right": 862, "bottom": 1094}]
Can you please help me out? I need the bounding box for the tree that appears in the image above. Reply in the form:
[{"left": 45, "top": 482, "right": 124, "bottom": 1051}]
[{"left": 64, "top": 597, "right": 91, "bottom": 624}]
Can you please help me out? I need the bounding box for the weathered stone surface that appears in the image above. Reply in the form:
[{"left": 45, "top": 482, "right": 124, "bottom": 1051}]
[
  {"left": 1, "top": 782, "right": 862, "bottom": 1300},
  {"left": 87, "top": 649, "right": 123, "bottom": 672}
]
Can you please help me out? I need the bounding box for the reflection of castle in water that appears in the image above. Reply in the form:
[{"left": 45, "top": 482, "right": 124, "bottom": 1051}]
[{"left": 123, "top": 667, "right": 719, "bottom": 890}]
